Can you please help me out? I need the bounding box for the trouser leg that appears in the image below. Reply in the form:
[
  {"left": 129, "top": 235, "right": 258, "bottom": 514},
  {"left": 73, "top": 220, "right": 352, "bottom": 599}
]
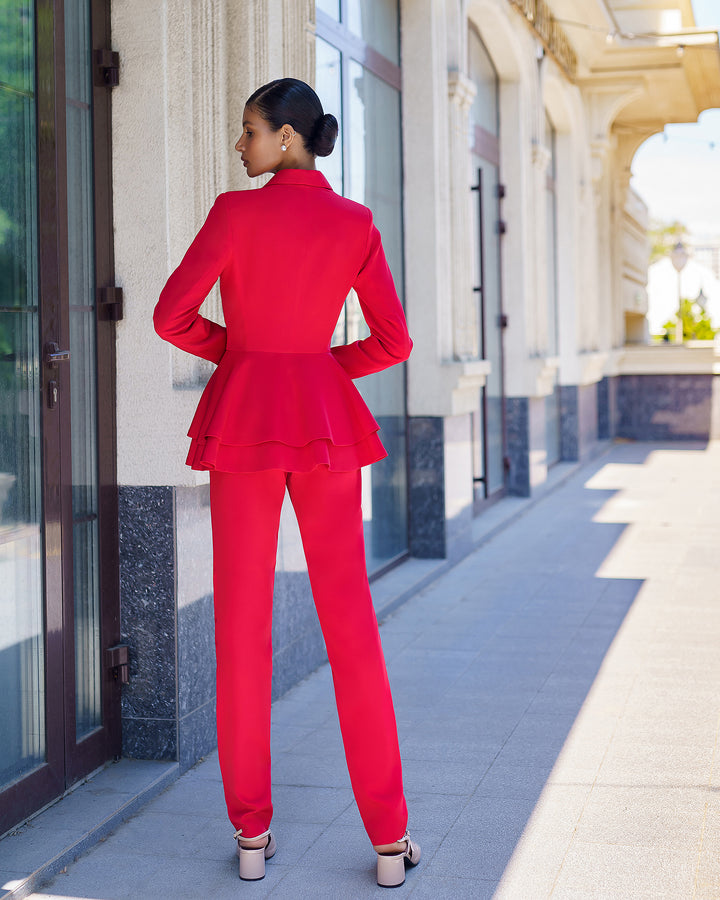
[
  {"left": 209, "top": 469, "right": 286, "bottom": 837},
  {"left": 287, "top": 467, "right": 408, "bottom": 845}
]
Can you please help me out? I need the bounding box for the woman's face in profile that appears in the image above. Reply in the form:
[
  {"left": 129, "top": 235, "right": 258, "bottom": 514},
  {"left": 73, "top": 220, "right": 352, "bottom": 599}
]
[{"left": 235, "top": 106, "right": 285, "bottom": 178}]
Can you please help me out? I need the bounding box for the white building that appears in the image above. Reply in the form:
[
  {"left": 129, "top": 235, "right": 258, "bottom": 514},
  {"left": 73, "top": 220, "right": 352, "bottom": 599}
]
[{"left": 3, "top": 0, "right": 720, "bottom": 829}]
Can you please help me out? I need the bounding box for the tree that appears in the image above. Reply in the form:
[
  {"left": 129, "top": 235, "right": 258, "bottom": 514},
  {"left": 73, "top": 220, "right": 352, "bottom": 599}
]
[
  {"left": 648, "top": 219, "right": 690, "bottom": 265},
  {"left": 661, "top": 298, "right": 717, "bottom": 341}
]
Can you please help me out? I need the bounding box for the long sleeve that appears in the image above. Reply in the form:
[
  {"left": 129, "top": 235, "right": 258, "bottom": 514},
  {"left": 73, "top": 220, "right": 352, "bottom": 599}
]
[
  {"left": 331, "top": 219, "right": 412, "bottom": 379},
  {"left": 153, "top": 194, "right": 231, "bottom": 364}
]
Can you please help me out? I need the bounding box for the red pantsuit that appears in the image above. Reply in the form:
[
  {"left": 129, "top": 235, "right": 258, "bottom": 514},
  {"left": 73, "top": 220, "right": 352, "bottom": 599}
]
[
  {"left": 210, "top": 468, "right": 407, "bottom": 844},
  {"left": 154, "top": 168, "right": 412, "bottom": 844}
]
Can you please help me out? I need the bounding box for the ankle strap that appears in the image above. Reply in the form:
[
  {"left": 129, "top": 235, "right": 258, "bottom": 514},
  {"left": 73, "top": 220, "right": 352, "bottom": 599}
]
[{"left": 234, "top": 827, "right": 272, "bottom": 842}]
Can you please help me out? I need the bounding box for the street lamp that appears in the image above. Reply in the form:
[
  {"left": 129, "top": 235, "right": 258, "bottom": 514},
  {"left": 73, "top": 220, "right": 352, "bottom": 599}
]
[{"left": 670, "top": 242, "right": 689, "bottom": 343}]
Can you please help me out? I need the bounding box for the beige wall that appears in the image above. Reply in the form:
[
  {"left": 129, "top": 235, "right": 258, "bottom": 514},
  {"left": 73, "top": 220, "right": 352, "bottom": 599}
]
[{"left": 112, "top": 0, "right": 314, "bottom": 487}]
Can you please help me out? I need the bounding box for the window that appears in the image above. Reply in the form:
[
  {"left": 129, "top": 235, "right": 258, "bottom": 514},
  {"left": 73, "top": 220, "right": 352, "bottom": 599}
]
[
  {"left": 315, "top": 1, "right": 407, "bottom": 572},
  {"left": 469, "top": 25, "right": 505, "bottom": 502}
]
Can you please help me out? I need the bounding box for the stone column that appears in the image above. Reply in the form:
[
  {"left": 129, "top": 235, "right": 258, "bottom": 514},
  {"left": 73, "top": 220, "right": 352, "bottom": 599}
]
[
  {"left": 447, "top": 70, "right": 478, "bottom": 361},
  {"left": 530, "top": 139, "right": 551, "bottom": 357},
  {"left": 171, "top": 0, "right": 230, "bottom": 387},
  {"left": 283, "top": 0, "right": 315, "bottom": 82}
]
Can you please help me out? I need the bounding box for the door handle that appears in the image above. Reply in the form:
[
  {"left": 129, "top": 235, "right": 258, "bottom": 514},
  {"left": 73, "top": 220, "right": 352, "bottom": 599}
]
[{"left": 45, "top": 342, "right": 71, "bottom": 367}]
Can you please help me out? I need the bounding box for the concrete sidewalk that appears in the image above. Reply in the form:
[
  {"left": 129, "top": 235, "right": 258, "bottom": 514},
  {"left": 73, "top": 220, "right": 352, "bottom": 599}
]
[{"left": 7, "top": 441, "right": 720, "bottom": 898}]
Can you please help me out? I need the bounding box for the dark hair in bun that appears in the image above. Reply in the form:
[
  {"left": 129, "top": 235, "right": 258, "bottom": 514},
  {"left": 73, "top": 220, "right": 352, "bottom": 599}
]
[
  {"left": 246, "top": 78, "right": 338, "bottom": 157},
  {"left": 308, "top": 112, "right": 339, "bottom": 157}
]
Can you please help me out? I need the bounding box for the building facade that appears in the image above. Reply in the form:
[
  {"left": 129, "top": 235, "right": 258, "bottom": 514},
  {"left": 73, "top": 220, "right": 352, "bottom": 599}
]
[{"left": 2, "top": 0, "right": 719, "bottom": 832}]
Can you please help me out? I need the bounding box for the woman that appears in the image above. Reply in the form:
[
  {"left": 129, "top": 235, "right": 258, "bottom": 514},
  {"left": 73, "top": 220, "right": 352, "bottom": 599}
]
[{"left": 154, "top": 78, "right": 419, "bottom": 887}]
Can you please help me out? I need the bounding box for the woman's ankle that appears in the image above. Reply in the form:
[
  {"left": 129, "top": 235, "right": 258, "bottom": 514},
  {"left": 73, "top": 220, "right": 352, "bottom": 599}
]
[
  {"left": 373, "top": 839, "right": 407, "bottom": 854},
  {"left": 238, "top": 835, "right": 268, "bottom": 849}
]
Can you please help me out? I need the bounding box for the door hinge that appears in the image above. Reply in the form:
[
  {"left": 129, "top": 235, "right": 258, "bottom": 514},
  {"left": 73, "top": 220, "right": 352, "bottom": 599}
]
[
  {"left": 94, "top": 49, "right": 120, "bottom": 87},
  {"left": 503, "top": 455, "right": 511, "bottom": 473},
  {"left": 498, "top": 313, "right": 508, "bottom": 329},
  {"left": 497, "top": 220, "right": 507, "bottom": 235},
  {"left": 98, "top": 285, "right": 124, "bottom": 321},
  {"left": 496, "top": 183, "right": 506, "bottom": 199},
  {"left": 105, "top": 644, "right": 130, "bottom": 684}
]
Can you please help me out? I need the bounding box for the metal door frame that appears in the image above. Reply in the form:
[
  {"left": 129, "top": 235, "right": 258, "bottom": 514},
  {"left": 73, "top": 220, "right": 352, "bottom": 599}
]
[{"left": 0, "top": 0, "right": 120, "bottom": 835}]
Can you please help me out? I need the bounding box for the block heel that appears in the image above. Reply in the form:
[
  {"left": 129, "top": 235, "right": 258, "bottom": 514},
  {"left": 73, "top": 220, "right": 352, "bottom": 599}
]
[
  {"left": 376, "top": 832, "right": 421, "bottom": 888},
  {"left": 234, "top": 829, "right": 276, "bottom": 881}
]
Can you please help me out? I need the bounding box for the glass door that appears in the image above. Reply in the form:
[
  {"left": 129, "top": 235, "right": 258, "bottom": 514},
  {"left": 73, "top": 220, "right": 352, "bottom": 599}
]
[
  {"left": 469, "top": 25, "right": 506, "bottom": 503},
  {"left": 0, "top": 0, "right": 120, "bottom": 833},
  {"left": 0, "top": 0, "right": 57, "bottom": 819}
]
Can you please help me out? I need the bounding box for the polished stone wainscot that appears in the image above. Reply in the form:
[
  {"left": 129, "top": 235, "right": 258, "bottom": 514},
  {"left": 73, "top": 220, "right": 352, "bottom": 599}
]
[
  {"left": 118, "top": 486, "right": 215, "bottom": 770},
  {"left": 505, "top": 397, "right": 530, "bottom": 497},
  {"left": 407, "top": 416, "right": 446, "bottom": 558},
  {"left": 118, "top": 484, "right": 326, "bottom": 771},
  {"left": 616, "top": 373, "right": 716, "bottom": 440},
  {"left": 560, "top": 383, "right": 599, "bottom": 462},
  {"left": 406, "top": 414, "right": 475, "bottom": 561}
]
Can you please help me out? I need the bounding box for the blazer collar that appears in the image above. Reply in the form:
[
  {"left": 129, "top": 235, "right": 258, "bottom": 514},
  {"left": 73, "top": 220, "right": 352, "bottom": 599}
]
[{"left": 265, "top": 168, "right": 333, "bottom": 190}]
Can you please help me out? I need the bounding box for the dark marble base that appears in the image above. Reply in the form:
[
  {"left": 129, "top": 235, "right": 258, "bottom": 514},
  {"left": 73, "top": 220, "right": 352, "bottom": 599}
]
[
  {"left": 505, "top": 398, "right": 530, "bottom": 497},
  {"left": 272, "top": 621, "right": 327, "bottom": 701},
  {"left": 119, "top": 486, "right": 177, "bottom": 731},
  {"left": 579, "top": 383, "right": 599, "bottom": 456},
  {"left": 370, "top": 415, "right": 409, "bottom": 560},
  {"left": 617, "top": 374, "right": 715, "bottom": 440},
  {"left": 407, "top": 417, "right": 446, "bottom": 558},
  {"left": 598, "top": 377, "right": 610, "bottom": 440},
  {"left": 560, "top": 385, "right": 579, "bottom": 461},
  {"left": 560, "top": 383, "right": 599, "bottom": 461},
  {"left": 271, "top": 570, "right": 324, "bottom": 700},
  {"left": 119, "top": 487, "right": 219, "bottom": 770},
  {"left": 178, "top": 593, "right": 215, "bottom": 719},
  {"left": 121, "top": 715, "right": 177, "bottom": 761},
  {"left": 443, "top": 415, "right": 474, "bottom": 563},
  {"left": 179, "top": 699, "right": 217, "bottom": 771}
]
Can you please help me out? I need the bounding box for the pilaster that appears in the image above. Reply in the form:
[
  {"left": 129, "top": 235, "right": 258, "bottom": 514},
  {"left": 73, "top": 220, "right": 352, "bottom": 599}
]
[{"left": 447, "top": 70, "right": 478, "bottom": 361}]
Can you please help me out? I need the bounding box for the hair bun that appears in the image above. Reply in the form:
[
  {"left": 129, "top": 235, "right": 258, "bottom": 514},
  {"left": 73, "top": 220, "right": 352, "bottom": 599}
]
[{"left": 310, "top": 113, "right": 339, "bottom": 157}]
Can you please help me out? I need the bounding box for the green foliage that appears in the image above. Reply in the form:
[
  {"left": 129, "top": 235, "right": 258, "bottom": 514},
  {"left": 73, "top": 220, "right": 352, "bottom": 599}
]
[
  {"left": 661, "top": 298, "right": 717, "bottom": 341},
  {"left": 648, "top": 220, "right": 690, "bottom": 265}
]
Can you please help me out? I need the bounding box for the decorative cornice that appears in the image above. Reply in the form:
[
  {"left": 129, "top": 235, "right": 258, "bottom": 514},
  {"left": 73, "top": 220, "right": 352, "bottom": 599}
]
[{"left": 506, "top": 0, "right": 577, "bottom": 80}]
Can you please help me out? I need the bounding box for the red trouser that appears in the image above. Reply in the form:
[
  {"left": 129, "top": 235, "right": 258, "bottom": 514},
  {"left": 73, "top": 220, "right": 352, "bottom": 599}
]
[{"left": 209, "top": 467, "right": 408, "bottom": 845}]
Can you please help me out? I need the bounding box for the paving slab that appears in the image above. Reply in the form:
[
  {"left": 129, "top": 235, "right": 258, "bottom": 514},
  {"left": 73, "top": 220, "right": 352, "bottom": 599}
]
[{"left": 4, "top": 440, "right": 719, "bottom": 899}]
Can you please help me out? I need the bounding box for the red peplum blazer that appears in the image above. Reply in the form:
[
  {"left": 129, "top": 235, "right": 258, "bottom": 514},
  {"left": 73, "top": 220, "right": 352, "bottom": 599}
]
[{"left": 153, "top": 168, "right": 412, "bottom": 473}]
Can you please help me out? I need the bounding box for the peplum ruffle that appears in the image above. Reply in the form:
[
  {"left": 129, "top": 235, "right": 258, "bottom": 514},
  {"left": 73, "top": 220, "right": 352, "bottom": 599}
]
[{"left": 185, "top": 349, "right": 387, "bottom": 472}]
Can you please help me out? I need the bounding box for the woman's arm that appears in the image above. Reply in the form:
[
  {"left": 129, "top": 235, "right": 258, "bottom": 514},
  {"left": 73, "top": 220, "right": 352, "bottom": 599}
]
[
  {"left": 331, "top": 218, "right": 412, "bottom": 379},
  {"left": 153, "top": 194, "right": 231, "bottom": 364}
]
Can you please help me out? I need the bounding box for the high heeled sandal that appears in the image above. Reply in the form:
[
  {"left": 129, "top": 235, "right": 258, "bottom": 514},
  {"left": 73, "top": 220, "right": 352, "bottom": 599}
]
[
  {"left": 376, "top": 831, "right": 421, "bottom": 888},
  {"left": 234, "top": 828, "right": 277, "bottom": 881}
]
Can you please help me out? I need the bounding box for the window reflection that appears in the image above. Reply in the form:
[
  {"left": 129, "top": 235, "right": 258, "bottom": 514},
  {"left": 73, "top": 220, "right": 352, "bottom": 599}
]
[
  {"left": 315, "top": 1, "right": 408, "bottom": 570},
  {"left": 66, "top": 0, "right": 102, "bottom": 740},
  {"left": 0, "top": 0, "right": 46, "bottom": 789},
  {"left": 346, "top": 0, "right": 399, "bottom": 65},
  {"left": 315, "top": 38, "right": 343, "bottom": 194},
  {"left": 316, "top": 0, "right": 340, "bottom": 22}
]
